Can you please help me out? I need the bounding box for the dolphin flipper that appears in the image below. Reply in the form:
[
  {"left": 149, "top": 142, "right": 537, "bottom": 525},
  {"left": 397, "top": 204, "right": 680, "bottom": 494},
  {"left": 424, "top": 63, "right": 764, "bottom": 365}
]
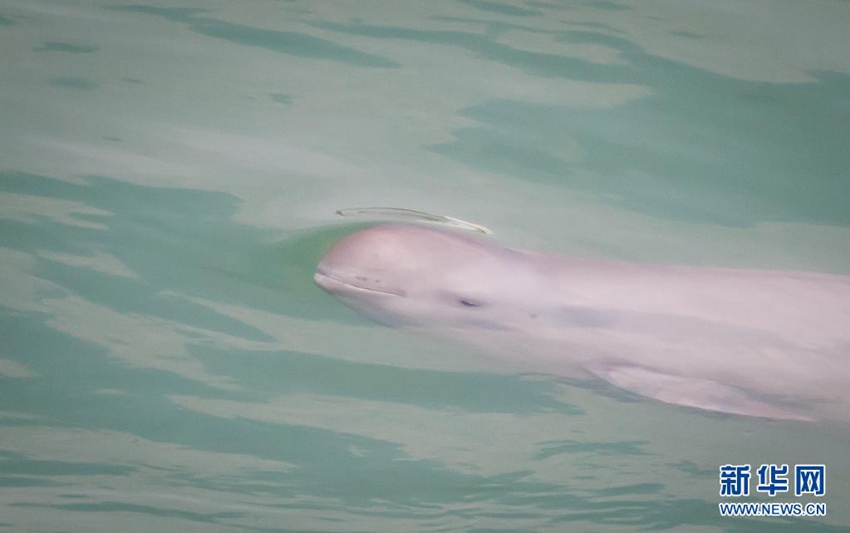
[{"left": 595, "top": 366, "right": 813, "bottom": 421}]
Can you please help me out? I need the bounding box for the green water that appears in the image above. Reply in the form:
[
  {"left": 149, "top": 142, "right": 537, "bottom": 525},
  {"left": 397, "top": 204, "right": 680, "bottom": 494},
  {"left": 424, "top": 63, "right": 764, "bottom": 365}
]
[{"left": 1, "top": 1, "right": 848, "bottom": 531}]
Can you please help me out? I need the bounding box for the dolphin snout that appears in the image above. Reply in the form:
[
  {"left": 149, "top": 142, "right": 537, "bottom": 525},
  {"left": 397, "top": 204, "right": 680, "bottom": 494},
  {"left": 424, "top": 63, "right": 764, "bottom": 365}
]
[
  {"left": 314, "top": 225, "right": 418, "bottom": 297},
  {"left": 314, "top": 258, "right": 406, "bottom": 297}
]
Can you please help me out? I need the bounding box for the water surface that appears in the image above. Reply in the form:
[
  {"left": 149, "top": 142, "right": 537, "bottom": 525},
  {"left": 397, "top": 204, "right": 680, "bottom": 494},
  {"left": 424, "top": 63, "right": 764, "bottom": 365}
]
[{"left": 1, "top": 1, "right": 849, "bottom": 531}]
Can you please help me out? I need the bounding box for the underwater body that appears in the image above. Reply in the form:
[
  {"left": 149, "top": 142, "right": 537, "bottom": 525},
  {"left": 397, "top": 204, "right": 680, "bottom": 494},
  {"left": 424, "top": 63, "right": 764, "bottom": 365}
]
[
  {"left": 316, "top": 223, "right": 850, "bottom": 422},
  {"left": 3, "top": 0, "right": 850, "bottom": 530}
]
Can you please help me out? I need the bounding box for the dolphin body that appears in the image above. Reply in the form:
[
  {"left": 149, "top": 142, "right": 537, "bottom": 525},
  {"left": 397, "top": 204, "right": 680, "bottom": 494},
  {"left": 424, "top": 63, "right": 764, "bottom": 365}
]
[{"left": 314, "top": 224, "right": 850, "bottom": 422}]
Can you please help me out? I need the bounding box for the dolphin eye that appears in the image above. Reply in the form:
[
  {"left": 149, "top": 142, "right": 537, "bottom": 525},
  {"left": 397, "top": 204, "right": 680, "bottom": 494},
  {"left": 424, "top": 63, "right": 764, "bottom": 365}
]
[{"left": 441, "top": 291, "right": 486, "bottom": 308}]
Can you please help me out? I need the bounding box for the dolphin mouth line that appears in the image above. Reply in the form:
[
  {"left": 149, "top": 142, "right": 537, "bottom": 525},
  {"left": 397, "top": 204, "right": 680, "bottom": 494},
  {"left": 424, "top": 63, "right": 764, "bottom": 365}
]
[{"left": 314, "top": 270, "right": 405, "bottom": 297}]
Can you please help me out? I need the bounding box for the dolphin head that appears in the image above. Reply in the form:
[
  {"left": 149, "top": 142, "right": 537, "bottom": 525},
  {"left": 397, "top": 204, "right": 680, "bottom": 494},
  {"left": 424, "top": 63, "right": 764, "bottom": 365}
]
[{"left": 314, "top": 224, "right": 543, "bottom": 328}]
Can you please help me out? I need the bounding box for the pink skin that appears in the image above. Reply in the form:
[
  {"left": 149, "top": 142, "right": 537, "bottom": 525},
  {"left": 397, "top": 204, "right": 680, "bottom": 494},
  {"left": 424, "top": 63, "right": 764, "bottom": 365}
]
[{"left": 316, "top": 223, "right": 850, "bottom": 422}]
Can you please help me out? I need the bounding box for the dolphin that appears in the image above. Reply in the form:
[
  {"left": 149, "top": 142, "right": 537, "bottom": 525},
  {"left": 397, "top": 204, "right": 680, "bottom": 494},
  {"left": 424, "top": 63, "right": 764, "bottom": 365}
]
[{"left": 314, "top": 223, "right": 850, "bottom": 422}]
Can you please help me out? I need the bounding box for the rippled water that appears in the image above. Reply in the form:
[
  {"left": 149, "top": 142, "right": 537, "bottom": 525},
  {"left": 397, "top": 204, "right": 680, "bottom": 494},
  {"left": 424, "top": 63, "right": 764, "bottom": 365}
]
[{"left": 1, "top": 1, "right": 848, "bottom": 531}]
